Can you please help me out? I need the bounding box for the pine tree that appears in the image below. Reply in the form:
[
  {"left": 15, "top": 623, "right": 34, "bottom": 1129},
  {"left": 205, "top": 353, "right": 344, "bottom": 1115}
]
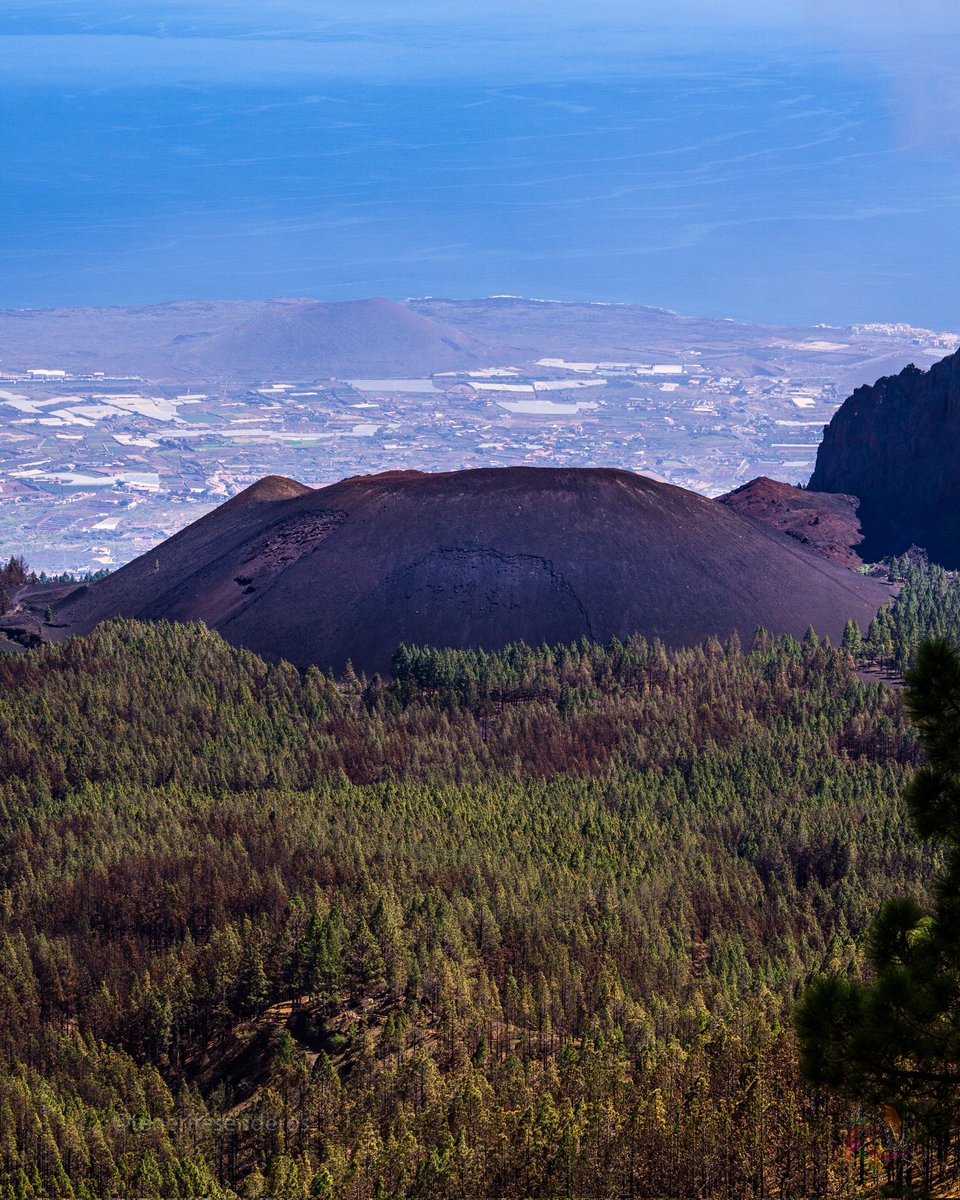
[
  {"left": 795, "top": 637, "right": 960, "bottom": 1148},
  {"left": 841, "top": 618, "right": 863, "bottom": 660}
]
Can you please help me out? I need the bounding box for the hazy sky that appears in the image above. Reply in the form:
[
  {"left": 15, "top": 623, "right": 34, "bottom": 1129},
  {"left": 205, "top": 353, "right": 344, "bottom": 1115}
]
[{"left": 1, "top": 1, "right": 958, "bottom": 325}]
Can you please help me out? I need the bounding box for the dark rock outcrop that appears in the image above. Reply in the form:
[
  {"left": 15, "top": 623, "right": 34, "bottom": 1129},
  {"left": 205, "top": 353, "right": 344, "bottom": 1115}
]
[
  {"left": 42, "top": 467, "right": 890, "bottom": 675},
  {"left": 809, "top": 349, "right": 960, "bottom": 565}
]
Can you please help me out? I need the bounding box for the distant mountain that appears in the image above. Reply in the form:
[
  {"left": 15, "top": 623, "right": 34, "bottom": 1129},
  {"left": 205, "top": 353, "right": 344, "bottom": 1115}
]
[
  {"left": 170, "top": 298, "right": 503, "bottom": 378},
  {"left": 35, "top": 467, "right": 889, "bottom": 674},
  {"left": 809, "top": 348, "right": 960, "bottom": 565},
  {"left": 719, "top": 477, "right": 865, "bottom": 569},
  {"left": 0, "top": 297, "right": 506, "bottom": 380},
  {"left": 1, "top": 294, "right": 947, "bottom": 388}
]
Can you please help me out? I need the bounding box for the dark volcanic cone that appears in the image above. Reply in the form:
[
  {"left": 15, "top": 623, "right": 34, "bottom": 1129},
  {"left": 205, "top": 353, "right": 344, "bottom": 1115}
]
[{"left": 51, "top": 467, "right": 890, "bottom": 674}]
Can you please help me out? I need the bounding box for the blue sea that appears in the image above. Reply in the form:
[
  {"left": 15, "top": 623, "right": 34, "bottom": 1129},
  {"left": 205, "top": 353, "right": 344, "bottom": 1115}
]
[{"left": 0, "top": 1, "right": 958, "bottom": 328}]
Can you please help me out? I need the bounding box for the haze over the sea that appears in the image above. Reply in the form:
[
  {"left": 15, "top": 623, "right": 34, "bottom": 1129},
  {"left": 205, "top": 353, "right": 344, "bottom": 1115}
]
[{"left": 1, "top": 0, "right": 959, "bottom": 327}]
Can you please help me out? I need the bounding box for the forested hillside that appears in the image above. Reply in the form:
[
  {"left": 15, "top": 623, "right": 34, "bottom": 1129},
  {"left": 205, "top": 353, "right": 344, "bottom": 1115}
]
[
  {"left": 841, "top": 557, "right": 960, "bottom": 676},
  {"left": 0, "top": 618, "right": 935, "bottom": 1197}
]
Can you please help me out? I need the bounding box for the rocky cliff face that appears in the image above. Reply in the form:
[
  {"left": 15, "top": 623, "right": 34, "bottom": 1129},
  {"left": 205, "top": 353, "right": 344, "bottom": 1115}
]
[{"left": 809, "top": 349, "right": 960, "bottom": 566}]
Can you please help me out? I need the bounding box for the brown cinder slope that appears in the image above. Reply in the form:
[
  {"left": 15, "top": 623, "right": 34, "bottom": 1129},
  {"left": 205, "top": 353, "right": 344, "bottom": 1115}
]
[
  {"left": 52, "top": 467, "right": 890, "bottom": 674},
  {"left": 719, "top": 477, "right": 866, "bottom": 569}
]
